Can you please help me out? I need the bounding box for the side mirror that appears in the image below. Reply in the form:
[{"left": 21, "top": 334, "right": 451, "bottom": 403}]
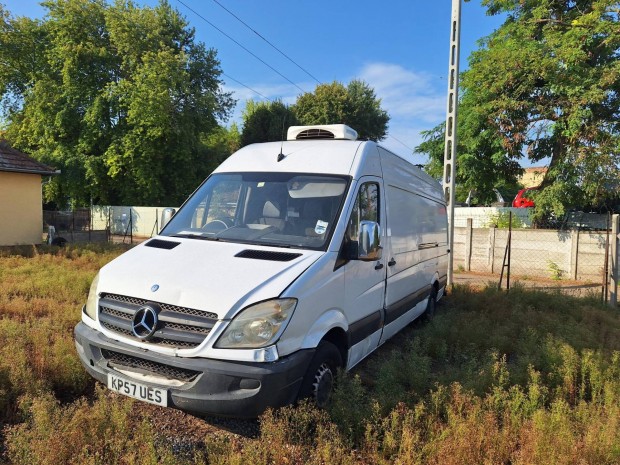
[
  {"left": 357, "top": 220, "right": 382, "bottom": 261},
  {"left": 160, "top": 208, "right": 176, "bottom": 232}
]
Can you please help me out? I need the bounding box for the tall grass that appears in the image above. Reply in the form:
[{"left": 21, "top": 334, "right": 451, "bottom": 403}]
[
  {"left": 0, "top": 245, "right": 127, "bottom": 423},
  {"left": 1, "top": 246, "right": 619, "bottom": 464}
]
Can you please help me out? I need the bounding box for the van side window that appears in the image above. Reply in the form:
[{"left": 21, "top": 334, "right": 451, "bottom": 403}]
[{"left": 346, "top": 183, "right": 380, "bottom": 242}]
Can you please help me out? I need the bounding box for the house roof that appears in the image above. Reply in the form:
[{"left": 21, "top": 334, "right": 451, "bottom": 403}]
[{"left": 0, "top": 141, "right": 59, "bottom": 176}]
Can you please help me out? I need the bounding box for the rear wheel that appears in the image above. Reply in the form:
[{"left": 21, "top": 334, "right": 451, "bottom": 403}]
[
  {"left": 298, "top": 341, "right": 342, "bottom": 408},
  {"left": 424, "top": 287, "right": 437, "bottom": 320}
]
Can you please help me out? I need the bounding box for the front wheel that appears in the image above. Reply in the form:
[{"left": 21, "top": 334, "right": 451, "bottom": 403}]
[{"left": 298, "top": 341, "right": 342, "bottom": 409}]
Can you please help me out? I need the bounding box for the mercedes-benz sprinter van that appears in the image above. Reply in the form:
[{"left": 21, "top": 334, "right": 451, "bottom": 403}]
[{"left": 74, "top": 124, "right": 449, "bottom": 417}]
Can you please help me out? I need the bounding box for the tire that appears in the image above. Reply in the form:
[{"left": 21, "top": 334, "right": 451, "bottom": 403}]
[
  {"left": 298, "top": 341, "right": 342, "bottom": 409},
  {"left": 424, "top": 287, "right": 437, "bottom": 320}
]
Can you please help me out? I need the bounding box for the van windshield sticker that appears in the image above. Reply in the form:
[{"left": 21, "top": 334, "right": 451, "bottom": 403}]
[{"left": 315, "top": 220, "right": 328, "bottom": 235}]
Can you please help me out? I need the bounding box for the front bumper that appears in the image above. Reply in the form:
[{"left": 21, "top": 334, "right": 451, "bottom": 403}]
[{"left": 74, "top": 322, "right": 314, "bottom": 418}]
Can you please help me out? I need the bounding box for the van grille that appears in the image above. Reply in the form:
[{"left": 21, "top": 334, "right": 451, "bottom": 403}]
[
  {"left": 98, "top": 293, "right": 218, "bottom": 349},
  {"left": 101, "top": 349, "right": 200, "bottom": 383}
]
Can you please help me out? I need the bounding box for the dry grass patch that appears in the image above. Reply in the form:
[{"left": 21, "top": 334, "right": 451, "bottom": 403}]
[{"left": 1, "top": 246, "right": 619, "bottom": 464}]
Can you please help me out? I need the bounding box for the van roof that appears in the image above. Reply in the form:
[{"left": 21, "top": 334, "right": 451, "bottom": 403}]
[{"left": 214, "top": 140, "right": 368, "bottom": 177}]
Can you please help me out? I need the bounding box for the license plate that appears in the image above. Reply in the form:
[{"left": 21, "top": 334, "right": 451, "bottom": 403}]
[{"left": 107, "top": 374, "right": 167, "bottom": 407}]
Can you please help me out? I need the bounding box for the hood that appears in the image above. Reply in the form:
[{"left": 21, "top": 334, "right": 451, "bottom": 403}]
[{"left": 97, "top": 237, "right": 322, "bottom": 319}]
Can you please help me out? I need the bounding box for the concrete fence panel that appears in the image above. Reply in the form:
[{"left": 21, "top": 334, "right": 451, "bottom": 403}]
[
  {"left": 455, "top": 223, "right": 608, "bottom": 283},
  {"left": 92, "top": 205, "right": 177, "bottom": 238}
]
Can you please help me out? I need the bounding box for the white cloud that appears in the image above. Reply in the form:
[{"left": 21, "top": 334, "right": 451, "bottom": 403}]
[
  {"left": 358, "top": 62, "right": 446, "bottom": 123},
  {"left": 356, "top": 62, "right": 447, "bottom": 160}
]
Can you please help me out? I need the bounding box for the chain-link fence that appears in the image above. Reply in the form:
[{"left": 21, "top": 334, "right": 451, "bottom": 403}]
[
  {"left": 91, "top": 205, "right": 176, "bottom": 244},
  {"left": 45, "top": 205, "right": 619, "bottom": 304},
  {"left": 453, "top": 210, "right": 617, "bottom": 300},
  {"left": 43, "top": 209, "right": 108, "bottom": 244}
]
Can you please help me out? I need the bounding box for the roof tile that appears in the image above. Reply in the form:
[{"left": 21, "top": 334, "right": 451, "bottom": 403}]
[{"left": 0, "top": 141, "right": 58, "bottom": 175}]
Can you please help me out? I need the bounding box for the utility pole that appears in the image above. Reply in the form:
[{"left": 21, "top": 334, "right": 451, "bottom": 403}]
[{"left": 442, "top": 0, "right": 462, "bottom": 287}]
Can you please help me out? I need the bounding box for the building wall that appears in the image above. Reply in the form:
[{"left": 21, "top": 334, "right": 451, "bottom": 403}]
[
  {"left": 0, "top": 171, "right": 43, "bottom": 245},
  {"left": 519, "top": 167, "right": 547, "bottom": 188}
]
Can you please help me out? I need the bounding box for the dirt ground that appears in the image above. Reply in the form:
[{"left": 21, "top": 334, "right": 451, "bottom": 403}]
[{"left": 454, "top": 270, "right": 604, "bottom": 297}]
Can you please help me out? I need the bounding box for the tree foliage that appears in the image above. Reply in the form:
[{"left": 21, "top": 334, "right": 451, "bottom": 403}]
[
  {"left": 203, "top": 123, "right": 241, "bottom": 171},
  {"left": 240, "top": 100, "right": 298, "bottom": 146},
  {"left": 466, "top": 0, "right": 620, "bottom": 216},
  {"left": 293, "top": 80, "right": 389, "bottom": 141},
  {"left": 416, "top": 92, "right": 522, "bottom": 205},
  {"left": 0, "top": 0, "right": 234, "bottom": 206}
]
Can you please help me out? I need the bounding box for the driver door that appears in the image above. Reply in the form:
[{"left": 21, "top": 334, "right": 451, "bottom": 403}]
[{"left": 342, "top": 177, "right": 386, "bottom": 368}]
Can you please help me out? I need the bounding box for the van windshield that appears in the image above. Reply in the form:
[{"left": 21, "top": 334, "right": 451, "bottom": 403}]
[{"left": 161, "top": 173, "right": 350, "bottom": 250}]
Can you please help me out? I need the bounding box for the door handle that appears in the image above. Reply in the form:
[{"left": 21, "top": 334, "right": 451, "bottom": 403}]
[
  {"left": 375, "top": 263, "right": 384, "bottom": 270},
  {"left": 388, "top": 258, "right": 396, "bottom": 267}
]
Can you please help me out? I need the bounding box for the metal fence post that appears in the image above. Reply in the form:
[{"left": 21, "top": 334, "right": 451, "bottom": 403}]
[
  {"left": 603, "top": 214, "right": 610, "bottom": 303},
  {"left": 571, "top": 229, "right": 580, "bottom": 280},
  {"left": 507, "top": 211, "right": 512, "bottom": 290},
  {"left": 465, "top": 218, "right": 473, "bottom": 271},
  {"left": 610, "top": 214, "right": 618, "bottom": 307},
  {"left": 489, "top": 226, "right": 496, "bottom": 273},
  {"left": 107, "top": 207, "right": 111, "bottom": 242}
]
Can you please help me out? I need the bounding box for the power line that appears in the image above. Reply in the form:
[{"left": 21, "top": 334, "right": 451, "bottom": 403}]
[
  {"left": 209, "top": 0, "right": 321, "bottom": 85},
  {"left": 176, "top": 0, "right": 306, "bottom": 94},
  {"left": 388, "top": 134, "right": 414, "bottom": 152},
  {"left": 222, "top": 72, "right": 272, "bottom": 102}
]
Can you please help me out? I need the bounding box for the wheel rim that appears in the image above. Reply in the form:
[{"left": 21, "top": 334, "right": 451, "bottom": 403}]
[{"left": 312, "top": 362, "right": 334, "bottom": 408}]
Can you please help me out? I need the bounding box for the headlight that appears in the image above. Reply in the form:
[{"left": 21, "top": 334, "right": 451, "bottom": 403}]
[
  {"left": 83, "top": 273, "right": 100, "bottom": 320},
  {"left": 214, "top": 298, "right": 297, "bottom": 349}
]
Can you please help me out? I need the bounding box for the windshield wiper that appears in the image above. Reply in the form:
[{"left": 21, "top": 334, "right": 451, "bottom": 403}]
[
  {"left": 249, "top": 241, "right": 293, "bottom": 249},
  {"left": 171, "top": 233, "right": 219, "bottom": 241}
]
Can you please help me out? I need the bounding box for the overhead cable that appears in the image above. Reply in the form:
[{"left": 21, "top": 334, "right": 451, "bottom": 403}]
[
  {"left": 222, "top": 72, "right": 272, "bottom": 102},
  {"left": 176, "top": 0, "right": 306, "bottom": 94},
  {"left": 209, "top": 0, "right": 321, "bottom": 85},
  {"left": 388, "top": 134, "right": 414, "bottom": 152}
]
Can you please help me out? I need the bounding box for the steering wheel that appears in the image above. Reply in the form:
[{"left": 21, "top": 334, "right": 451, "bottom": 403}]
[{"left": 202, "top": 219, "right": 231, "bottom": 233}]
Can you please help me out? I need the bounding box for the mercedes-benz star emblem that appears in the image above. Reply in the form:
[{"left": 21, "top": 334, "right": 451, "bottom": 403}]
[{"left": 132, "top": 305, "right": 159, "bottom": 340}]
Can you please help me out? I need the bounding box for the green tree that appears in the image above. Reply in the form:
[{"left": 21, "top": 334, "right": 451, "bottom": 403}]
[
  {"left": 240, "top": 99, "right": 298, "bottom": 146},
  {"left": 293, "top": 80, "right": 389, "bottom": 141},
  {"left": 463, "top": 0, "right": 620, "bottom": 217},
  {"left": 203, "top": 123, "right": 241, "bottom": 171},
  {"left": 0, "top": 0, "right": 234, "bottom": 206},
  {"left": 416, "top": 92, "right": 522, "bottom": 205}
]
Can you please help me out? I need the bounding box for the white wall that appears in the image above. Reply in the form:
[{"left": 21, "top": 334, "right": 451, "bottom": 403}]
[
  {"left": 92, "top": 206, "right": 177, "bottom": 238},
  {"left": 454, "top": 207, "right": 531, "bottom": 228}
]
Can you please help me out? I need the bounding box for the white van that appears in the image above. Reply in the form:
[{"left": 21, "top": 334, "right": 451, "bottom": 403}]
[{"left": 74, "top": 124, "right": 448, "bottom": 417}]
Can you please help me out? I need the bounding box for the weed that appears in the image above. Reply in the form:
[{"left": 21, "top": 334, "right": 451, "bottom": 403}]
[
  {"left": 5, "top": 388, "right": 200, "bottom": 465},
  {"left": 1, "top": 247, "right": 620, "bottom": 464},
  {"left": 547, "top": 260, "right": 563, "bottom": 280},
  {"left": 486, "top": 211, "right": 524, "bottom": 229}
]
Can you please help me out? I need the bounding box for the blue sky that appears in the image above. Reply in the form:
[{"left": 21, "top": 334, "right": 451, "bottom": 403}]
[{"left": 3, "top": 0, "right": 505, "bottom": 163}]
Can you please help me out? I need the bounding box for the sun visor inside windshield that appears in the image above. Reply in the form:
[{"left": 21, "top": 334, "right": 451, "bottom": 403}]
[{"left": 287, "top": 176, "right": 346, "bottom": 198}]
